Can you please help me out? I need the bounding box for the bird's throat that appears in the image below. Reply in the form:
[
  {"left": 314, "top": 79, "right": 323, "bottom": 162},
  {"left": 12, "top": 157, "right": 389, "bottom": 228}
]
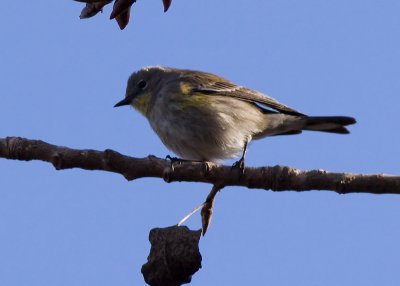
[{"left": 132, "top": 94, "right": 151, "bottom": 116}]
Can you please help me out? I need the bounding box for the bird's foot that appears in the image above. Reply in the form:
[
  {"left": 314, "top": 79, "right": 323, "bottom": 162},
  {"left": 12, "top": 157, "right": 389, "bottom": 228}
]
[
  {"left": 166, "top": 155, "right": 212, "bottom": 174},
  {"left": 166, "top": 155, "right": 188, "bottom": 171},
  {"left": 231, "top": 157, "right": 245, "bottom": 174},
  {"left": 165, "top": 155, "right": 187, "bottom": 163}
]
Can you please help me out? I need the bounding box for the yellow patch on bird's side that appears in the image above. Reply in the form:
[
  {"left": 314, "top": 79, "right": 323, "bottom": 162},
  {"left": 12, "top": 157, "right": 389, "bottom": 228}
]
[
  {"left": 179, "top": 82, "right": 192, "bottom": 95},
  {"left": 132, "top": 93, "right": 151, "bottom": 115},
  {"left": 178, "top": 82, "right": 210, "bottom": 110}
]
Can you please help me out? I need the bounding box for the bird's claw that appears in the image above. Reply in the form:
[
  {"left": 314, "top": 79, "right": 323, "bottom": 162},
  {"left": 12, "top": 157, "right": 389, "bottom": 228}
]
[
  {"left": 166, "top": 155, "right": 186, "bottom": 171},
  {"left": 231, "top": 158, "right": 245, "bottom": 174}
]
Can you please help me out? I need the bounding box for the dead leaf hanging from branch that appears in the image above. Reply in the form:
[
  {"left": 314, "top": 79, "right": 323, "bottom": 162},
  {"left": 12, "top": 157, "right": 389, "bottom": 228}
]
[{"left": 74, "top": 0, "right": 173, "bottom": 30}]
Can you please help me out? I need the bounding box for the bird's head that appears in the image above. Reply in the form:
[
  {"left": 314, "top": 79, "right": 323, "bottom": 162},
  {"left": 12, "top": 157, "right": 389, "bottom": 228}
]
[{"left": 114, "top": 66, "right": 170, "bottom": 115}]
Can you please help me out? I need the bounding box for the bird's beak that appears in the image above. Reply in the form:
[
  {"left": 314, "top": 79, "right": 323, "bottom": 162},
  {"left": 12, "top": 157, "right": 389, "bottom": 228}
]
[{"left": 114, "top": 96, "right": 132, "bottom": 107}]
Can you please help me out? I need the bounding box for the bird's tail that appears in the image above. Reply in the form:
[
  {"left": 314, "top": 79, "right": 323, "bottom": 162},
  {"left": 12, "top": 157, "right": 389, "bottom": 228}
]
[{"left": 304, "top": 116, "right": 356, "bottom": 134}]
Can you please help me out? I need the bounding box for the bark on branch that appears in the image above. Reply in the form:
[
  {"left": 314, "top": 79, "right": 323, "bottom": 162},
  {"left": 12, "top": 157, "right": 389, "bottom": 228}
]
[{"left": 0, "top": 137, "right": 399, "bottom": 195}]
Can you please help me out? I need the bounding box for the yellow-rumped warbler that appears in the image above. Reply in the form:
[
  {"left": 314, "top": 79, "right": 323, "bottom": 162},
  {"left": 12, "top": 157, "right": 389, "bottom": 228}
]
[{"left": 114, "top": 66, "right": 356, "bottom": 164}]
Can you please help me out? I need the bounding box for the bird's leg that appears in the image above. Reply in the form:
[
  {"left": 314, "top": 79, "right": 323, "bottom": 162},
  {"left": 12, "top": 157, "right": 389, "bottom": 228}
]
[{"left": 232, "top": 140, "right": 248, "bottom": 173}]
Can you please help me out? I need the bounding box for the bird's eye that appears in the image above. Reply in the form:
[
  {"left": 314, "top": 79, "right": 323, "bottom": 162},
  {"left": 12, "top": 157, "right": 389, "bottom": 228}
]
[{"left": 138, "top": 80, "right": 147, "bottom": 89}]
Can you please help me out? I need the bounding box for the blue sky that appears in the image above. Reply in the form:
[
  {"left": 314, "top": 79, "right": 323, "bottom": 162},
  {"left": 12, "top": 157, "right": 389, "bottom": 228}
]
[{"left": 1, "top": 1, "right": 400, "bottom": 285}]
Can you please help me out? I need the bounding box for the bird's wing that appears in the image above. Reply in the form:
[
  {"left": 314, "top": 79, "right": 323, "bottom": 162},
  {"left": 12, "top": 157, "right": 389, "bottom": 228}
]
[{"left": 188, "top": 75, "right": 304, "bottom": 116}]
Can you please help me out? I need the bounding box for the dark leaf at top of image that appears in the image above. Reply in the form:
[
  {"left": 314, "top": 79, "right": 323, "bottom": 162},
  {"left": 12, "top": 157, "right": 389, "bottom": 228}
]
[{"left": 75, "top": 0, "right": 173, "bottom": 30}]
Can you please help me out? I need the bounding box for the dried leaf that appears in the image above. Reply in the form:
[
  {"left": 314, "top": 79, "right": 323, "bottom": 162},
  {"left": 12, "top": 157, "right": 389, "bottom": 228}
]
[
  {"left": 74, "top": 0, "right": 107, "bottom": 3},
  {"left": 79, "top": 1, "right": 112, "bottom": 19},
  {"left": 76, "top": 0, "right": 173, "bottom": 29},
  {"left": 142, "top": 226, "right": 202, "bottom": 286},
  {"left": 110, "top": 0, "right": 135, "bottom": 20},
  {"left": 115, "top": 6, "right": 131, "bottom": 30},
  {"left": 162, "top": 0, "right": 172, "bottom": 12}
]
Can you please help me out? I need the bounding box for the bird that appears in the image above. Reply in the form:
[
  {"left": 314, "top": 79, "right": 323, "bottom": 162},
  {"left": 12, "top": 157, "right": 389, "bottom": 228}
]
[{"left": 114, "top": 66, "right": 356, "bottom": 166}]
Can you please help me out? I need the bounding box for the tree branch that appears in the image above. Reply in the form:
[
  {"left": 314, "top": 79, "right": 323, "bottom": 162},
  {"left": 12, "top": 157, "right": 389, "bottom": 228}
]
[{"left": 0, "top": 137, "right": 398, "bottom": 194}]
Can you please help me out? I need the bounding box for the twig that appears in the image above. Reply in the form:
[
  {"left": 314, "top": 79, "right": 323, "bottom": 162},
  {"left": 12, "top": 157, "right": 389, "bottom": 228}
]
[{"left": 201, "top": 184, "right": 224, "bottom": 235}]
